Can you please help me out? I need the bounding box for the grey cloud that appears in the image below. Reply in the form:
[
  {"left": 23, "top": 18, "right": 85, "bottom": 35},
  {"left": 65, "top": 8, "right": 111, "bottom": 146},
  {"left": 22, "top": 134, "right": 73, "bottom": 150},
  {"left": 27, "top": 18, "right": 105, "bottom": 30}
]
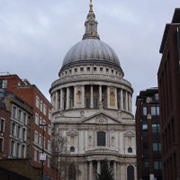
[{"left": 0, "top": 0, "right": 179, "bottom": 111}]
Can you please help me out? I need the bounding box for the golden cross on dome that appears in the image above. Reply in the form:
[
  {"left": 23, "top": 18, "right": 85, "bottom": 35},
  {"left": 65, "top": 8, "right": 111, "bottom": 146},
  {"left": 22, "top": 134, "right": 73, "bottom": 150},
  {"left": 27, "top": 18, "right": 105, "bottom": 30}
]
[{"left": 90, "top": 0, "right": 93, "bottom": 11}]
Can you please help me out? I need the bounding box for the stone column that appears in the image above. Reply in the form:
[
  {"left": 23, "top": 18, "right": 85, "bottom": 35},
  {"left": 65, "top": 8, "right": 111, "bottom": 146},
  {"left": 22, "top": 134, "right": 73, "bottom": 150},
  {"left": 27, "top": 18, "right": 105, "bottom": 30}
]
[
  {"left": 107, "top": 161, "right": 110, "bottom": 168},
  {"left": 60, "top": 89, "right": 64, "bottom": 110},
  {"left": 89, "top": 161, "right": 93, "bottom": 180},
  {"left": 74, "top": 86, "right": 76, "bottom": 108},
  {"left": 107, "top": 86, "right": 110, "bottom": 108},
  {"left": 55, "top": 91, "right": 58, "bottom": 110},
  {"left": 113, "top": 161, "right": 117, "bottom": 180},
  {"left": 82, "top": 85, "right": 85, "bottom": 108},
  {"left": 90, "top": 85, "right": 94, "bottom": 108},
  {"left": 129, "top": 93, "right": 132, "bottom": 113},
  {"left": 120, "top": 89, "right": 123, "bottom": 111},
  {"left": 126, "top": 91, "right": 128, "bottom": 111},
  {"left": 97, "top": 161, "right": 101, "bottom": 175},
  {"left": 99, "top": 85, "right": 102, "bottom": 104},
  {"left": 115, "top": 88, "right": 118, "bottom": 109},
  {"left": 66, "top": 87, "right": 70, "bottom": 109},
  {"left": 128, "top": 93, "right": 131, "bottom": 112}
]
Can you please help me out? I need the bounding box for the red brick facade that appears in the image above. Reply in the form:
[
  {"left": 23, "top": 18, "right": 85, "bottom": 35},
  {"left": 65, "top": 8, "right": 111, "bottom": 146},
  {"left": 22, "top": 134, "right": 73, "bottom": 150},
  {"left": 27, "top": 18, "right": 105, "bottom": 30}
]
[
  {"left": 158, "top": 8, "right": 180, "bottom": 180},
  {"left": 0, "top": 74, "right": 58, "bottom": 179}
]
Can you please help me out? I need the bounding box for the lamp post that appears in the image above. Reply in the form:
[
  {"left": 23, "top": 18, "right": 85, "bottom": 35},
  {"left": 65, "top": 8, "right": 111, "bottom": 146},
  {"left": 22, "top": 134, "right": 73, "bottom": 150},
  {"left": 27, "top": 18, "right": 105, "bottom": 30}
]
[{"left": 39, "top": 122, "right": 48, "bottom": 180}]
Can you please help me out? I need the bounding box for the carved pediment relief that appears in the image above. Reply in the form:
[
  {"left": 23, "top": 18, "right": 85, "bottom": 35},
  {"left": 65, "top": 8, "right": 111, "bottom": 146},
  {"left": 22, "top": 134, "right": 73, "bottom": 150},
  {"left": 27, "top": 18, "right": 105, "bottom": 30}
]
[
  {"left": 81, "top": 112, "right": 121, "bottom": 124},
  {"left": 67, "top": 129, "right": 78, "bottom": 136},
  {"left": 124, "top": 131, "right": 135, "bottom": 137}
]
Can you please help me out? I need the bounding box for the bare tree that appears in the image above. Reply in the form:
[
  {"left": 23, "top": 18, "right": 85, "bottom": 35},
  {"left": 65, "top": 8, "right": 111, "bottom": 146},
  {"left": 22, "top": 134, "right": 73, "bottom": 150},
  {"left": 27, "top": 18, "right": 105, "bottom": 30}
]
[{"left": 51, "top": 130, "right": 69, "bottom": 180}]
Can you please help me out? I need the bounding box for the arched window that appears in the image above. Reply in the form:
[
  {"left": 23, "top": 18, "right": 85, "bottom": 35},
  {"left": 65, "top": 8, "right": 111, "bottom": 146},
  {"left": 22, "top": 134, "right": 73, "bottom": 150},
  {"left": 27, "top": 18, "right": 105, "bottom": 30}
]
[
  {"left": 127, "top": 165, "right": 134, "bottom": 180},
  {"left": 128, "top": 147, "right": 133, "bottom": 153},
  {"left": 70, "top": 146, "right": 75, "bottom": 152},
  {"left": 97, "top": 131, "right": 106, "bottom": 146}
]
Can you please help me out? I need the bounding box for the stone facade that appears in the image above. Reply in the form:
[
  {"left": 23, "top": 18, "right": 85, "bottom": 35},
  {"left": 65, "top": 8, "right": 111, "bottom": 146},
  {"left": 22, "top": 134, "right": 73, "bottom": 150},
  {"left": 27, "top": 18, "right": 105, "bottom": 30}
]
[{"left": 50, "top": 2, "right": 136, "bottom": 180}]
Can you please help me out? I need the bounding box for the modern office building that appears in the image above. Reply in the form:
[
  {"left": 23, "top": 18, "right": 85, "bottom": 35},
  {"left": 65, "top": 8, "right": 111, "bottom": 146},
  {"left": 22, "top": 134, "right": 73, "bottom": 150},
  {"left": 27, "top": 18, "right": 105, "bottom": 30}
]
[
  {"left": 135, "top": 88, "right": 162, "bottom": 180},
  {"left": 158, "top": 8, "right": 180, "bottom": 180},
  {"left": 50, "top": 2, "right": 136, "bottom": 180}
]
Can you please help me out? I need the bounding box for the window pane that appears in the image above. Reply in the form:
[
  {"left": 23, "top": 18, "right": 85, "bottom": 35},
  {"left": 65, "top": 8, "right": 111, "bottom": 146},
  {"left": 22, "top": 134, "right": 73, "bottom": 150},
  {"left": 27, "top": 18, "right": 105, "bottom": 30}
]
[
  {"left": 154, "top": 161, "right": 159, "bottom": 170},
  {"left": 143, "top": 107, "right": 147, "bottom": 116},
  {"left": 152, "top": 124, "right": 157, "bottom": 133},
  {"left": 97, "top": 131, "right": 106, "bottom": 146},
  {"left": 151, "top": 107, "right": 156, "bottom": 115},
  {"left": 153, "top": 143, "right": 158, "bottom": 151},
  {"left": 142, "top": 124, "right": 148, "bottom": 130}
]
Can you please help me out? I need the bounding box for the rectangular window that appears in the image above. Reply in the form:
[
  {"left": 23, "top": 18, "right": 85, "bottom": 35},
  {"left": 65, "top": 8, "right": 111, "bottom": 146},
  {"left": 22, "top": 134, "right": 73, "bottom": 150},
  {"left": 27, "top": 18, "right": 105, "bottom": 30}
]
[
  {"left": 34, "top": 149, "right": 37, "bottom": 161},
  {"left": 159, "top": 143, "right": 162, "bottom": 151},
  {"left": 12, "top": 106, "right": 17, "bottom": 119},
  {"left": 97, "top": 131, "right": 106, "bottom": 146},
  {"left": 18, "top": 109, "right": 22, "bottom": 121},
  {"left": 154, "top": 93, "right": 159, "bottom": 100},
  {"left": 2, "top": 80, "right": 7, "bottom": 88},
  {"left": 151, "top": 106, "right": 160, "bottom": 116},
  {"left": 17, "top": 126, "right": 21, "bottom": 139},
  {"left": 22, "top": 145, "right": 25, "bottom": 158},
  {"left": 47, "top": 157, "right": 50, "bottom": 168},
  {"left": 36, "top": 96, "right": 40, "bottom": 109},
  {"left": 48, "top": 125, "right": 51, "bottom": 136},
  {"left": 40, "top": 101, "right": 43, "bottom": 112},
  {"left": 39, "top": 134, "right": 42, "bottom": 146},
  {"left": 43, "top": 120, "right": 46, "bottom": 132},
  {"left": 144, "top": 161, "right": 149, "bottom": 168},
  {"left": 142, "top": 124, "right": 148, "bottom": 130},
  {"left": 43, "top": 104, "right": 46, "bottom": 116},
  {"left": 0, "top": 118, "right": 5, "bottom": 132},
  {"left": 153, "top": 143, "right": 158, "bottom": 151},
  {"left": 23, "top": 113, "right": 27, "bottom": 125},
  {"left": 22, "top": 128, "right": 26, "bottom": 141},
  {"left": 143, "top": 106, "right": 147, "bottom": 116},
  {"left": 0, "top": 138, "right": 3, "bottom": 152},
  {"left": 11, "top": 141, "right": 14, "bottom": 156},
  {"left": 154, "top": 161, "right": 159, "bottom": 170},
  {"left": 40, "top": 117, "right": 42, "bottom": 128},
  {"left": 34, "top": 131, "right": 38, "bottom": 144},
  {"left": 48, "top": 140, "right": 51, "bottom": 151},
  {"left": 35, "top": 113, "right": 39, "bottom": 125},
  {"left": 152, "top": 124, "right": 157, "bottom": 133},
  {"left": 12, "top": 123, "right": 16, "bottom": 136},
  {"left": 48, "top": 110, "right": 51, "bottom": 121}
]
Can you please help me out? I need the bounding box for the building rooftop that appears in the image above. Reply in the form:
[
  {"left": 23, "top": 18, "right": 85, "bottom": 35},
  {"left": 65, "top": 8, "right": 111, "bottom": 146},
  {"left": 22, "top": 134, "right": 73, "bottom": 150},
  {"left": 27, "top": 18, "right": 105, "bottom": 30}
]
[{"left": 160, "top": 8, "right": 180, "bottom": 53}]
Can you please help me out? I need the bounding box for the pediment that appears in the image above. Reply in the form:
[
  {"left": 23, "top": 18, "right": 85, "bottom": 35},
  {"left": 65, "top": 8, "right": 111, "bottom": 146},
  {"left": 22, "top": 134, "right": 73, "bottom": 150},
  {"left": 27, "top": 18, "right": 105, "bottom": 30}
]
[
  {"left": 124, "top": 131, "right": 135, "bottom": 137},
  {"left": 81, "top": 112, "right": 121, "bottom": 124}
]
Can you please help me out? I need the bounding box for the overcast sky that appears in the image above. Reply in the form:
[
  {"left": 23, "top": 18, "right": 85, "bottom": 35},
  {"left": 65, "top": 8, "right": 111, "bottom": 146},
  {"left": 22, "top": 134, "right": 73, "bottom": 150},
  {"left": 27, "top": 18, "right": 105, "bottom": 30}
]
[{"left": 0, "top": 0, "right": 179, "bottom": 112}]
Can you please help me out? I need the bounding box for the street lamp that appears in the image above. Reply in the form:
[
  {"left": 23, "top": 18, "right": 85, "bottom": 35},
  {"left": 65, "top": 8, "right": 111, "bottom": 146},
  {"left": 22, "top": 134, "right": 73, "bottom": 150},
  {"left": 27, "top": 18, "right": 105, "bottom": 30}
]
[{"left": 39, "top": 122, "right": 48, "bottom": 180}]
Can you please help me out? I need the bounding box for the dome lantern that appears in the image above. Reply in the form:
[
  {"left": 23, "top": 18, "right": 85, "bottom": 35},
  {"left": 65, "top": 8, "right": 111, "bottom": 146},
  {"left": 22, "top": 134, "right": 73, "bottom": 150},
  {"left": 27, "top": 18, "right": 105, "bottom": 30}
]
[{"left": 83, "top": 0, "right": 100, "bottom": 40}]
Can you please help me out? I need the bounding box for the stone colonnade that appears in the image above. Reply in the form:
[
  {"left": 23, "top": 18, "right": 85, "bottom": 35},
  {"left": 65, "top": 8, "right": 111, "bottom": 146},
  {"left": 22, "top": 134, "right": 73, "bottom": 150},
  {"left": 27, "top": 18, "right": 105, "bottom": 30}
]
[
  {"left": 88, "top": 160, "right": 118, "bottom": 180},
  {"left": 52, "top": 85, "right": 132, "bottom": 112}
]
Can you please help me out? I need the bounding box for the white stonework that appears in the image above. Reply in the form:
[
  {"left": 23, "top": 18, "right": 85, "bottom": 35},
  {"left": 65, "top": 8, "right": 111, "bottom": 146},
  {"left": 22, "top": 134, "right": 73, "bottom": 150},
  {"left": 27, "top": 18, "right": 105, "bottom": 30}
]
[{"left": 50, "top": 2, "right": 136, "bottom": 180}]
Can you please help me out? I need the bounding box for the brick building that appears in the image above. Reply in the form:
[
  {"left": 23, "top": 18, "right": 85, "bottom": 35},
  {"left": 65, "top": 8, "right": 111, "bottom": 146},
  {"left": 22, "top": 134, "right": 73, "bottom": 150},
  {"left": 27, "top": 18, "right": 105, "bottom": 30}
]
[
  {"left": 0, "top": 74, "right": 57, "bottom": 179},
  {"left": 0, "top": 95, "right": 11, "bottom": 159},
  {"left": 158, "top": 8, "right": 180, "bottom": 180},
  {"left": 135, "top": 88, "right": 162, "bottom": 180},
  {"left": 3, "top": 92, "right": 33, "bottom": 159}
]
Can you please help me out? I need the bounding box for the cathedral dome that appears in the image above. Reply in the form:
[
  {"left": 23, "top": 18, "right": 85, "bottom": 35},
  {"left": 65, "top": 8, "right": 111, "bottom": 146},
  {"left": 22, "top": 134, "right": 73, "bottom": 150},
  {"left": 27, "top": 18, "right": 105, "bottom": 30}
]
[
  {"left": 60, "top": 2, "right": 122, "bottom": 72},
  {"left": 62, "top": 39, "right": 121, "bottom": 68}
]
